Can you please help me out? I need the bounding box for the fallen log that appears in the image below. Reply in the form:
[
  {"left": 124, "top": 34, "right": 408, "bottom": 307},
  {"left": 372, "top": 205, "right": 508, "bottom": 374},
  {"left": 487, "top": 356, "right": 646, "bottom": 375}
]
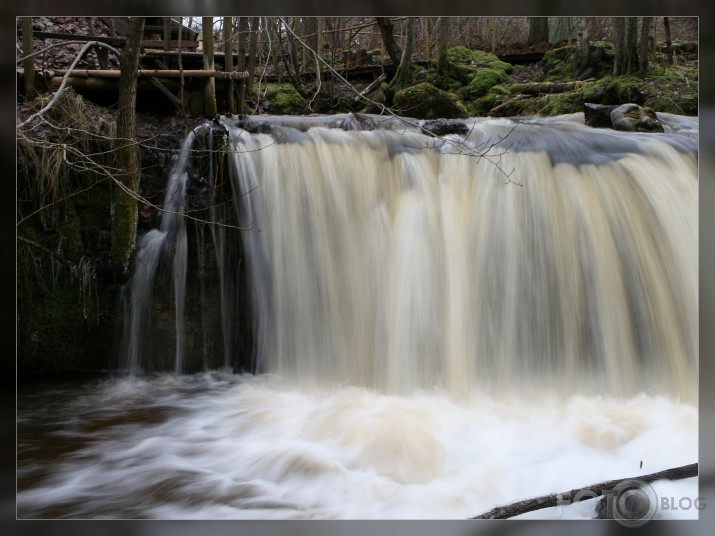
[
  {"left": 471, "top": 462, "right": 698, "bottom": 519},
  {"left": 357, "top": 72, "right": 388, "bottom": 98}
]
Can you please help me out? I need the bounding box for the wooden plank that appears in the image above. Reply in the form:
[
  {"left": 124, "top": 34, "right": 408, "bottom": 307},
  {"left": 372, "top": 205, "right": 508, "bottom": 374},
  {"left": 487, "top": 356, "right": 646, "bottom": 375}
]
[
  {"left": 38, "top": 68, "right": 248, "bottom": 79},
  {"left": 18, "top": 30, "right": 199, "bottom": 49}
]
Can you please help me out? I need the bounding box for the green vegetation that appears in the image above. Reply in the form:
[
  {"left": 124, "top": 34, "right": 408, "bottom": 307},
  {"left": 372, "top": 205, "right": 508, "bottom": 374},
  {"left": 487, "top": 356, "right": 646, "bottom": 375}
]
[
  {"left": 394, "top": 82, "right": 468, "bottom": 119},
  {"left": 263, "top": 83, "right": 309, "bottom": 114}
]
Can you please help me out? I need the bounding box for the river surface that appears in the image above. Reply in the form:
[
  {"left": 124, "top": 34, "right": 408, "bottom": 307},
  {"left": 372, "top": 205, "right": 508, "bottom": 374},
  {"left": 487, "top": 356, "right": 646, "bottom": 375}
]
[{"left": 17, "top": 372, "right": 697, "bottom": 520}]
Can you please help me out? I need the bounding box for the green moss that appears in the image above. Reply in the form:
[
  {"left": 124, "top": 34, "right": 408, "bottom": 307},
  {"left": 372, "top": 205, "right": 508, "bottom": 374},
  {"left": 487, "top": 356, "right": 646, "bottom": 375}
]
[
  {"left": 444, "top": 46, "right": 513, "bottom": 73},
  {"left": 542, "top": 46, "right": 576, "bottom": 81},
  {"left": 422, "top": 72, "right": 463, "bottom": 92},
  {"left": 435, "top": 46, "right": 513, "bottom": 85},
  {"left": 467, "top": 68, "right": 509, "bottom": 98},
  {"left": 263, "top": 83, "right": 308, "bottom": 115},
  {"left": 394, "top": 82, "right": 468, "bottom": 119}
]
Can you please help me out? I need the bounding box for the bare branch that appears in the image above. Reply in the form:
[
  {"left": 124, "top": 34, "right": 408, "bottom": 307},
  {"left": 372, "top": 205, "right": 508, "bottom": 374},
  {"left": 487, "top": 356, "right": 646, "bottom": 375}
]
[
  {"left": 17, "top": 40, "right": 120, "bottom": 129},
  {"left": 17, "top": 235, "right": 76, "bottom": 268},
  {"left": 471, "top": 462, "right": 698, "bottom": 519}
]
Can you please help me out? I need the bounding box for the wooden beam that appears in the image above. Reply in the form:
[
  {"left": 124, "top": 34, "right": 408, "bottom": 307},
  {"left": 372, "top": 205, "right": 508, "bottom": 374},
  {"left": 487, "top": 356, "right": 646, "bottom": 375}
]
[
  {"left": 16, "top": 30, "right": 198, "bottom": 49},
  {"left": 35, "top": 68, "right": 248, "bottom": 79},
  {"left": 146, "top": 77, "right": 182, "bottom": 108}
]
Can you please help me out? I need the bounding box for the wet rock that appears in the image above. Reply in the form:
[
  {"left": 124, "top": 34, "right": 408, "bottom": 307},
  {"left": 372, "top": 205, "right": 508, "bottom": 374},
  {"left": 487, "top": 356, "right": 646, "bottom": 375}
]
[
  {"left": 610, "top": 103, "right": 664, "bottom": 133},
  {"left": 583, "top": 102, "right": 616, "bottom": 128},
  {"left": 420, "top": 119, "right": 469, "bottom": 137}
]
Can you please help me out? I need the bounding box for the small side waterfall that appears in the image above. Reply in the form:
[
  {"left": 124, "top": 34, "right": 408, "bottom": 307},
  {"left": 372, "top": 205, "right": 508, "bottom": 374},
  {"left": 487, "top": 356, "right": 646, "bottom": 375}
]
[
  {"left": 120, "top": 113, "right": 697, "bottom": 398},
  {"left": 120, "top": 128, "right": 197, "bottom": 375}
]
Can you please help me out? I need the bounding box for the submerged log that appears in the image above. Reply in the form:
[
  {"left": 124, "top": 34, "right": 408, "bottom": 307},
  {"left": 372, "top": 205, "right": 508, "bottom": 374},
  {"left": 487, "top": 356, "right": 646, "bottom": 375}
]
[{"left": 471, "top": 462, "right": 697, "bottom": 520}]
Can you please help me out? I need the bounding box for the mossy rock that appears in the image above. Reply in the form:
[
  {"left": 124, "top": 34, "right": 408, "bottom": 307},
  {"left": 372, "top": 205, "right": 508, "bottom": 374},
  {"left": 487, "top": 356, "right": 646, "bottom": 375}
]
[
  {"left": 263, "top": 84, "right": 308, "bottom": 115},
  {"left": 437, "top": 46, "right": 513, "bottom": 85},
  {"left": 444, "top": 46, "right": 512, "bottom": 73},
  {"left": 394, "top": 82, "right": 468, "bottom": 119},
  {"left": 467, "top": 68, "right": 510, "bottom": 99},
  {"left": 422, "top": 72, "right": 464, "bottom": 92},
  {"left": 542, "top": 46, "right": 576, "bottom": 81},
  {"left": 467, "top": 85, "right": 512, "bottom": 116},
  {"left": 671, "top": 41, "right": 698, "bottom": 61}
]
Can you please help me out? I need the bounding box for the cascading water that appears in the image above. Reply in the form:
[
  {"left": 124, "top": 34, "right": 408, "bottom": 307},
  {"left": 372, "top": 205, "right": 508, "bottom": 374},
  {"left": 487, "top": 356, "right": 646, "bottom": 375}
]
[
  {"left": 226, "top": 115, "right": 697, "bottom": 398},
  {"left": 18, "top": 113, "right": 699, "bottom": 519}
]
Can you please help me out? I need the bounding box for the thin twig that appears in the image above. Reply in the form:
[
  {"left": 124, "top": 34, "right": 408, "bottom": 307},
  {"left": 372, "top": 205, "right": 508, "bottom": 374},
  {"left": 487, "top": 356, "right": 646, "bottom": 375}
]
[{"left": 17, "top": 40, "right": 120, "bottom": 129}]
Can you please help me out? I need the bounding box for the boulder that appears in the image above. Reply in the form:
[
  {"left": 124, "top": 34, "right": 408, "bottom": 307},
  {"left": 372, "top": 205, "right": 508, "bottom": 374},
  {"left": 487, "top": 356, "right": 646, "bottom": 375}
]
[
  {"left": 583, "top": 102, "right": 616, "bottom": 128},
  {"left": 394, "top": 82, "right": 468, "bottom": 120},
  {"left": 610, "top": 103, "right": 664, "bottom": 133}
]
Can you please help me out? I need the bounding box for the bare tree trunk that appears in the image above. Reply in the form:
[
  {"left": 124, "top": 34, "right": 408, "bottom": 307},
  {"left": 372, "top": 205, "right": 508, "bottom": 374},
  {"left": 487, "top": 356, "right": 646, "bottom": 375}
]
[
  {"left": 177, "top": 17, "right": 185, "bottom": 116},
  {"left": 436, "top": 17, "right": 449, "bottom": 76},
  {"left": 236, "top": 17, "right": 248, "bottom": 113},
  {"left": 639, "top": 17, "right": 652, "bottom": 71},
  {"left": 375, "top": 17, "right": 402, "bottom": 66},
  {"left": 421, "top": 17, "right": 431, "bottom": 62},
  {"left": 303, "top": 17, "right": 318, "bottom": 71},
  {"left": 21, "top": 17, "right": 35, "bottom": 100},
  {"left": 490, "top": 18, "right": 497, "bottom": 54},
  {"left": 527, "top": 17, "right": 548, "bottom": 44},
  {"left": 626, "top": 17, "right": 639, "bottom": 74},
  {"left": 391, "top": 16, "right": 415, "bottom": 92},
  {"left": 224, "top": 17, "right": 235, "bottom": 113},
  {"left": 574, "top": 17, "right": 590, "bottom": 79},
  {"left": 663, "top": 16, "right": 674, "bottom": 64},
  {"left": 247, "top": 17, "right": 259, "bottom": 95},
  {"left": 111, "top": 16, "right": 145, "bottom": 279},
  {"left": 202, "top": 17, "right": 217, "bottom": 116},
  {"left": 613, "top": 17, "right": 626, "bottom": 75}
]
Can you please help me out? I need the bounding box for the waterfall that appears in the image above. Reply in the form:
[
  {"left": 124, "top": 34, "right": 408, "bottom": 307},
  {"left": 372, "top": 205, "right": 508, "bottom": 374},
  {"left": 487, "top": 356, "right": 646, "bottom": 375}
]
[
  {"left": 121, "top": 113, "right": 697, "bottom": 398},
  {"left": 120, "top": 128, "right": 198, "bottom": 375},
  {"left": 23, "top": 113, "right": 699, "bottom": 520}
]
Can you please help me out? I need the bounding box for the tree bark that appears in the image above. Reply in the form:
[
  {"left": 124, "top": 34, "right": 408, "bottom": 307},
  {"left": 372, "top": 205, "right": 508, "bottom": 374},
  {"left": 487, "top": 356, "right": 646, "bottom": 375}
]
[
  {"left": 111, "top": 16, "right": 145, "bottom": 279},
  {"left": 236, "top": 17, "right": 248, "bottom": 113},
  {"left": 527, "top": 17, "right": 549, "bottom": 44},
  {"left": 391, "top": 16, "right": 415, "bottom": 93},
  {"left": 639, "top": 17, "right": 652, "bottom": 71},
  {"left": 247, "top": 17, "right": 259, "bottom": 95},
  {"left": 471, "top": 463, "right": 697, "bottom": 520},
  {"left": 663, "top": 17, "right": 674, "bottom": 64},
  {"left": 224, "top": 17, "right": 235, "bottom": 113},
  {"left": 375, "top": 17, "right": 402, "bottom": 66},
  {"left": 613, "top": 17, "right": 627, "bottom": 75},
  {"left": 421, "top": 17, "right": 431, "bottom": 62},
  {"left": 436, "top": 17, "right": 449, "bottom": 77},
  {"left": 202, "top": 17, "right": 217, "bottom": 116},
  {"left": 302, "top": 17, "right": 318, "bottom": 71},
  {"left": 21, "top": 17, "right": 35, "bottom": 100},
  {"left": 626, "top": 17, "right": 639, "bottom": 74},
  {"left": 177, "top": 16, "right": 185, "bottom": 114},
  {"left": 490, "top": 17, "right": 497, "bottom": 54},
  {"left": 573, "top": 17, "right": 590, "bottom": 79}
]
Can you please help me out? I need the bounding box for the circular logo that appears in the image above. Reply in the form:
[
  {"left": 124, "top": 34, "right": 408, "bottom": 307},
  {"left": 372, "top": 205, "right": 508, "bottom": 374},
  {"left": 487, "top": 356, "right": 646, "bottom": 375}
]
[{"left": 610, "top": 479, "right": 658, "bottom": 527}]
